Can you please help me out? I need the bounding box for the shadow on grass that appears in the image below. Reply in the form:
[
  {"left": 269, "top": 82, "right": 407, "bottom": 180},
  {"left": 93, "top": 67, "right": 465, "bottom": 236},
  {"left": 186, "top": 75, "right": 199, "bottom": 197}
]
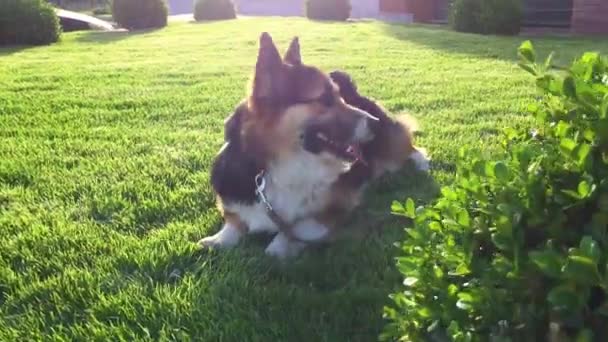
[
  {"left": 380, "top": 22, "right": 608, "bottom": 63},
  {"left": 0, "top": 45, "right": 29, "bottom": 57},
  {"left": 144, "top": 165, "right": 440, "bottom": 340},
  {"left": 106, "top": 160, "right": 440, "bottom": 340},
  {"left": 75, "top": 27, "right": 163, "bottom": 44},
  {"left": 189, "top": 18, "right": 238, "bottom": 24}
]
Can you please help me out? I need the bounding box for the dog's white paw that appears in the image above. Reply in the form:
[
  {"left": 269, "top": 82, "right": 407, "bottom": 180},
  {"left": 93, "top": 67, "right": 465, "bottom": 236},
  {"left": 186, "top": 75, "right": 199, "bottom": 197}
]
[
  {"left": 198, "top": 224, "right": 242, "bottom": 249},
  {"left": 292, "top": 219, "right": 329, "bottom": 242},
  {"left": 265, "top": 233, "right": 305, "bottom": 259},
  {"left": 410, "top": 149, "right": 430, "bottom": 172}
]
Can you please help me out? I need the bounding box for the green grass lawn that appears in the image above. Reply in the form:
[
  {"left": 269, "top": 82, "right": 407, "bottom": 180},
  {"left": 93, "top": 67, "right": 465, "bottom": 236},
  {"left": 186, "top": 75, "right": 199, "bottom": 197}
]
[{"left": 1, "top": 18, "right": 607, "bottom": 341}]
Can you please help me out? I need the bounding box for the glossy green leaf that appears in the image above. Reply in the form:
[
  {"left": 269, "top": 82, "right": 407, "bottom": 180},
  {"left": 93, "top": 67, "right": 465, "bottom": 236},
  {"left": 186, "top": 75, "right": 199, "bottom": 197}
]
[
  {"left": 457, "top": 210, "right": 470, "bottom": 228},
  {"left": 441, "top": 187, "right": 458, "bottom": 200},
  {"left": 428, "top": 221, "right": 443, "bottom": 231},
  {"left": 518, "top": 40, "right": 536, "bottom": 63},
  {"left": 484, "top": 162, "right": 495, "bottom": 178},
  {"left": 405, "top": 228, "right": 421, "bottom": 240},
  {"left": 547, "top": 77, "right": 562, "bottom": 95},
  {"left": 456, "top": 292, "right": 475, "bottom": 311},
  {"left": 433, "top": 265, "right": 444, "bottom": 279},
  {"left": 580, "top": 51, "right": 600, "bottom": 63},
  {"left": 472, "top": 160, "right": 486, "bottom": 177},
  {"left": 449, "top": 264, "right": 471, "bottom": 276},
  {"left": 427, "top": 320, "right": 440, "bottom": 333},
  {"left": 491, "top": 233, "right": 511, "bottom": 251},
  {"left": 579, "top": 236, "right": 601, "bottom": 263},
  {"left": 417, "top": 307, "right": 431, "bottom": 318},
  {"left": 493, "top": 162, "right": 509, "bottom": 181},
  {"left": 455, "top": 300, "right": 471, "bottom": 311},
  {"left": 529, "top": 250, "right": 563, "bottom": 278},
  {"left": 403, "top": 277, "right": 418, "bottom": 287},
  {"left": 563, "top": 255, "right": 600, "bottom": 285},
  {"left": 405, "top": 198, "right": 416, "bottom": 219},
  {"left": 518, "top": 62, "right": 536, "bottom": 76},
  {"left": 555, "top": 121, "right": 570, "bottom": 137},
  {"left": 578, "top": 180, "right": 591, "bottom": 198},
  {"left": 448, "top": 284, "right": 458, "bottom": 297},
  {"left": 559, "top": 138, "right": 577, "bottom": 155},
  {"left": 457, "top": 292, "right": 473, "bottom": 301},
  {"left": 576, "top": 143, "right": 591, "bottom": 167},
  {"left": 548, "top": 285, "right": 580, "bottom": 311},
  {"left": 583, "top": 128, "right": 595, "bottom": 142},
  {"left": 562, "top": 189, "right": 583, "bottom": 200},
  {"left": 391, "top": 201, "right": 405, "bottom": 215}
]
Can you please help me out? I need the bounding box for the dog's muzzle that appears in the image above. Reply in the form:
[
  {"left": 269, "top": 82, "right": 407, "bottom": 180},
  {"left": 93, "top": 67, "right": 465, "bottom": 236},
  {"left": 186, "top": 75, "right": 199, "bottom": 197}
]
[{"left": 302, "top": 109, "right": 377, "bottom": 163}]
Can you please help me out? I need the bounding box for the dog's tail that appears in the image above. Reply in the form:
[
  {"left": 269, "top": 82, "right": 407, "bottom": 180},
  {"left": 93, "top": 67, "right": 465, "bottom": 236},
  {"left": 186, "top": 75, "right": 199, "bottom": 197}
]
[
  {"left": 394, "top": 113, "right": 420, "bottom": 133},
  {"left": 394, "top": 113, "right": 430, "bottom": 171}
]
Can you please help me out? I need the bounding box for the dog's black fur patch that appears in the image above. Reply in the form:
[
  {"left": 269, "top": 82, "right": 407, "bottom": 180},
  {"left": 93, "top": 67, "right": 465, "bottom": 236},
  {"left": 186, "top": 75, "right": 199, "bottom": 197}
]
[
  {"left": 211, "top": 104, "right": 259, "bottom": 204},
  {"left": 330, "top": 70, "right": 393, "bottom": 188},
  {"left": 329, "top": 70, "right": 391, "bottom": 125}
]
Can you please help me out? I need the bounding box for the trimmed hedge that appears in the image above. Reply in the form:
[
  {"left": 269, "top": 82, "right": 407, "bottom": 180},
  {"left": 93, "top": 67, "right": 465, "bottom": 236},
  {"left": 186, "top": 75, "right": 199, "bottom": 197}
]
[
  {"left": 194, "top": 0, "right": 236, "bottom": 21},
  {"left": 112, "top": 0, "right": 168, "bottom": 30},
  {"left": 305, "top": 0, "right": 351, "bottom": 21},
  {"left": 383, "top": 43, "right": 608, "bottom": 341},
  {"left": 450, "top": 0, "right": 522, "bottom": 35},
  {"left": 0, "top": 0, "right": 61, "bottom": 46}
]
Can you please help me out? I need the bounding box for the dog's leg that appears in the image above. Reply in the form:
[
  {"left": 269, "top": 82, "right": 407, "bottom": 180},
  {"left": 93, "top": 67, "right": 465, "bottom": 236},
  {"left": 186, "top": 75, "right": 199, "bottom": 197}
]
[
  {"left": 292, "top": 218, "right": 330, "bottom": 242},
  {"left": 265, "top": 232, "right": 306, "bottom": 259},
  {"left": 265, "top": 219, "right": 330, "bottom": 259},
  {"left": 199, "top": 220, "right": 243, "bottom": 249}
]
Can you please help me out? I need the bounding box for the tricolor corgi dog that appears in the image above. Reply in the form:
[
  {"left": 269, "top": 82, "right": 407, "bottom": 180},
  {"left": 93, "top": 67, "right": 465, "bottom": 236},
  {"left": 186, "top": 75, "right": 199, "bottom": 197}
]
[{"left": 199, "top": 33, "right": 429, "bottom": 259}]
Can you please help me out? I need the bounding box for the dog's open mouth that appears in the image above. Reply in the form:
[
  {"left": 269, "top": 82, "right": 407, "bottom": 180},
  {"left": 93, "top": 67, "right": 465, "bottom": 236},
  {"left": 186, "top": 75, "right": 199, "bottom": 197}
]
[{"left": 314, "top": 132, "right": 365, "bottom": 163}]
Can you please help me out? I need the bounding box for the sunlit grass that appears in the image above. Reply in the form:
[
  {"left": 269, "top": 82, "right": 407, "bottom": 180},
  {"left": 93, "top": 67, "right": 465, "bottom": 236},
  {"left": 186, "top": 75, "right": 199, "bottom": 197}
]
[{"left": 1, "top": 18, "right": 607, "bottom": 340}]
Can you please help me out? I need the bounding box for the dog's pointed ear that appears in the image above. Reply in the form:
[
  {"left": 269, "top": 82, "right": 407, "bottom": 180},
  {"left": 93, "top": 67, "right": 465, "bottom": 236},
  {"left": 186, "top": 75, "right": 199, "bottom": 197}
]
[
  {"left": 283, "top": 37, "right": 301, "bottom": 65},
  {"left": 253, "top": 32, "right": 283, "bottom": 99}
]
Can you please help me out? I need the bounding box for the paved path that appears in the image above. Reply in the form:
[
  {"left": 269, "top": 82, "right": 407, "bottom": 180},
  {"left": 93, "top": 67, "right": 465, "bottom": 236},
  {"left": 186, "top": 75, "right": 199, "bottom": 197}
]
[
  {"left": 235, "top": 0, "right": 302, "bottom": 17},
  {"left": 167, "top": 0, "right": 192, "bottom": 15},
  {"left": 166, "top": 0, "right": 407, "bottom": 21},
  {"left": 166, "top": 0, "right": 302, "bottom": 16},
  {"left": 56, "top": 9, "right": 116, "bottom": 31}
]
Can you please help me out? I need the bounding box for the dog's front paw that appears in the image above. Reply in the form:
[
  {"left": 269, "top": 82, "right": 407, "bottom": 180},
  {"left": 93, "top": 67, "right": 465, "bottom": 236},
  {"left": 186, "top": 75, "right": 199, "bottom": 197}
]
[
  {"left": 265, "top": 233, "right": 305, "bottom": 259},
  {"left": 410, "top": 149, "right": 430, "bottom": 172},
  {"left": 198, "top": 224, "right": 242, "bottom": 249},
  {"left": 198, "top": 235, "right": 231, "bottom": 249}
]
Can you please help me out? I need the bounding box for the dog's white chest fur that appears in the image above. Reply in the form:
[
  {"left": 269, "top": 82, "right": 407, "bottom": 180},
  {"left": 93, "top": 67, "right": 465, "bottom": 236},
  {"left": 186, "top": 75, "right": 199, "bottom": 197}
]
[
  {"left": 267, "top": 152, "right": 341, "bottom": 222},
  {"left": 225, "top": 151, "right": 344, "bottom": 233}
]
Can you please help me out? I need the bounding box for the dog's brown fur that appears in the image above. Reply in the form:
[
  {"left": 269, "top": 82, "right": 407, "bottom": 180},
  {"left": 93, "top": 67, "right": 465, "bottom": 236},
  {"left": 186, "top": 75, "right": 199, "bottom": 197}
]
[
  {"left": 330, "top": 70, "right": 429, "bottom": 179},
  {"left": 199, "top": 33, "right": 428, "bottom": 258}
]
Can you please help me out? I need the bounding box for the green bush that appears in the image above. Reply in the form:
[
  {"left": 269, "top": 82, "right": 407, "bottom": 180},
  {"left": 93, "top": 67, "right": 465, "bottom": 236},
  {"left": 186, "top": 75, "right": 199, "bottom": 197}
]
[
  {"left": 0, "top": 0, "right": 61, "bottom": 46},
  {"left": 92, "top": 2, "right": 111, "bottom": 16},
  {"left": 194, "top": 0, "right": 236, "bottom": 21},
  {"left": 112, "top": 0, "right": 168, "bottom": 30},
  {"left": 449, "top": 0, "right": 481, "bottom": 33},
  {"left": 383, "top": 42, "right": 608, "bottom": 341},
  {"left": 305, "top": 0, "right": 351, "bottom": 21},
  {"left": 450, "top": 0, "right": 522, "bottom": 35}
]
